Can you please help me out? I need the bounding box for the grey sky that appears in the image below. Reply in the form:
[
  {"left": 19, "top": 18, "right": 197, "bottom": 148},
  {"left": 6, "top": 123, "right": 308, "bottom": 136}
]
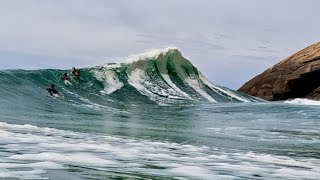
[{"left": 0, "top": 0, "right": 319, "bottom": 89}]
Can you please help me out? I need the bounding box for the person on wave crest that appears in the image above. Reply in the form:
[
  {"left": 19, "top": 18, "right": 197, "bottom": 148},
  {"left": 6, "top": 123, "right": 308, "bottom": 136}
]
[
  {"left": 46, "top": 84, "right": 59, "bottom": 96},
  {"left": 61, "top": 72, "right": 72, "bottom": 86},
  {"left": 71, "top": 67, "right": 81, "bottom": 80}
]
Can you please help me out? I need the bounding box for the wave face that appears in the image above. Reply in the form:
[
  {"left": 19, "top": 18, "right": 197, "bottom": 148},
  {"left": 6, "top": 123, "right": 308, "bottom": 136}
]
[{"left": 0, "top": 48, "right": 259, "bottom": 107}]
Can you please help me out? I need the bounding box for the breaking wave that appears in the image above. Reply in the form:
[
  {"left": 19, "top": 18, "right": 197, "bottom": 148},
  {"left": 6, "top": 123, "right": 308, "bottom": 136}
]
[{"left": 0, "top": 48, "right": 259, "bottom": 106}]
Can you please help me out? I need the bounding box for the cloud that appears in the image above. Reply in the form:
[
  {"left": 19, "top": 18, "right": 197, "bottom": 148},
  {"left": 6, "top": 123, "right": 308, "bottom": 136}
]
[{"left": 0, "top": 0, "right": 319, "bottom": 88}]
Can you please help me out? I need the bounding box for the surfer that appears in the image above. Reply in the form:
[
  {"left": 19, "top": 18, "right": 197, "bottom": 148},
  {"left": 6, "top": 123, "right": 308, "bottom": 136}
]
[
  {"left": 61, "top": 73, "right": 70, "bottom": 81},
  {"left": 46, "top": 84, "right": 58, "bottom": 96},
  {"left": 61, "top": 73, "right": 72, "bottom": 86},
  {"left": 71, "top": 67, "right": 81, "bottom": 79}
]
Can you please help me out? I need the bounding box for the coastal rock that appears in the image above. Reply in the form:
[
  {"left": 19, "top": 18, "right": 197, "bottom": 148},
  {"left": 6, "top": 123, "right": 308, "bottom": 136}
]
[{"left": 238, "top": 42, "right": 320, "bottom": 101}]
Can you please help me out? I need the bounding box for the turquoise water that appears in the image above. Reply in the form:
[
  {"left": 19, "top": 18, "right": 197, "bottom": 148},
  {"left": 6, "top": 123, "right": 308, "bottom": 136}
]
[{"left": 0, "top": 49, "right": 320, "bottom": 179}]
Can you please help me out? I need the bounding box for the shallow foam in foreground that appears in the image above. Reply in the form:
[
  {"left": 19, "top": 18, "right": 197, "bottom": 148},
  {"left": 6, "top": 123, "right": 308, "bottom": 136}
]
[{"left": 1, "top": 121, "right": 320, "bottom": 179}]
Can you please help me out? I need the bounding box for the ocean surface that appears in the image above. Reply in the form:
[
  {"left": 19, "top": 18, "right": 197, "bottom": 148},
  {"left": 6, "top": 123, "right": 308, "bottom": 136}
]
[{"left": 0, "top": 49, "right": 320, "bottom": 180}]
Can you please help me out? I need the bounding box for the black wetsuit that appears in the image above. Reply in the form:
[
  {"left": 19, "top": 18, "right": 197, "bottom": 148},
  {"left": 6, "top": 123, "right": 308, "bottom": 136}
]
[
  {"left": 46, "top": 87, "right": 58, "bottom": 96},
  {"left": 62, "top": 75, "right": 70, "bottom": 81},
  {"left": 72, "top": 71, "right": 80, "bottom": 79}
]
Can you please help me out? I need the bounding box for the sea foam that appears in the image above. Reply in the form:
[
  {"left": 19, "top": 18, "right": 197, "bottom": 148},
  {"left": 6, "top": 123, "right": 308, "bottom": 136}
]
[
  {"left": 284, "top": 98, "right": 320, "bottom": 106},
  {"left": 1, "top": 121, "right": 320, "bottom": 179}
]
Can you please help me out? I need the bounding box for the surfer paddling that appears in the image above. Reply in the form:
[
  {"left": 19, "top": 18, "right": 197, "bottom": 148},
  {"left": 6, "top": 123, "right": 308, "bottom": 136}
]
[
  {"left": 71, "top": 67, "right": 81, "bottom": 79},
  {"left": 46, "top": 84, "right": 59, "bottom": 96}
]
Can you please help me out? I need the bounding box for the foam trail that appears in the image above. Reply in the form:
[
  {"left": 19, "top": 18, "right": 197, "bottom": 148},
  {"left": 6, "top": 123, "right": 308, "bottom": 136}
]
[
  {"left": 92, "top": 68, "right": 124, "bottom": 94},
  {"left": 127, "top": 66, "right": 189, "bottom": 104},
  {"left": 127, "top": 69, "right": 156, "bottom": 99},
  {"left": 185, "top": 77, "right": 216, "bottom": 102},
  {"left": 199, "top": 73, "right": 250, "bottom": 102},
  {"left": 285, "top": 98, "right": 320, "bottom": 106},
  {"left": 161, "top": 74, "right": 192, "bottom": 100}
]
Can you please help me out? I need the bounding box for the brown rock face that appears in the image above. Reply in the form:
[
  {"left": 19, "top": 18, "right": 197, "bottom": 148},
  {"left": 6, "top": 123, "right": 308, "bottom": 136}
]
[{"left": 238, "top": 42, "right": 320, "bottom": 101}]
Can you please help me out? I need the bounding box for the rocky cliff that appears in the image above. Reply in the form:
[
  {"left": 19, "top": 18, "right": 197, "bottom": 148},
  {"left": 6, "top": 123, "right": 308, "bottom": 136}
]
[{"left": 238, "top": 42, "right": 320, "bottom": 101}]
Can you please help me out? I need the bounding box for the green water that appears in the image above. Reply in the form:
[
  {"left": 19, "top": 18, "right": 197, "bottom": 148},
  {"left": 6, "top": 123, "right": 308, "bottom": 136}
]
[{"left": 0, "top": 49, "right": 319, "bottom": 179}]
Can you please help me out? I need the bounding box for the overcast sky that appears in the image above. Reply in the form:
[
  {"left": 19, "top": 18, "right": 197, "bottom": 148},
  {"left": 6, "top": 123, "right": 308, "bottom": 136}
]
[{"left": 0, "top": 0, "right": 319, "bottom": 89}]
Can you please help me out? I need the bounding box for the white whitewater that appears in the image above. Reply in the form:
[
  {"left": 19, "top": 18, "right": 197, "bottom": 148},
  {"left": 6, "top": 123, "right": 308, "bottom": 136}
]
[
  {"left": 285, "top": 98, "right": 320, "bottom": 106},
  {"left": 1, "top": 122, "right": 320, "bottom": 179}
]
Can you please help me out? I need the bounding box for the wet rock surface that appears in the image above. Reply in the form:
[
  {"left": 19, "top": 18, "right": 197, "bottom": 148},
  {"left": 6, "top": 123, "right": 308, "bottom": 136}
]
[{"left": 239, "top": 42, "right": 320, "bottom": 101}]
